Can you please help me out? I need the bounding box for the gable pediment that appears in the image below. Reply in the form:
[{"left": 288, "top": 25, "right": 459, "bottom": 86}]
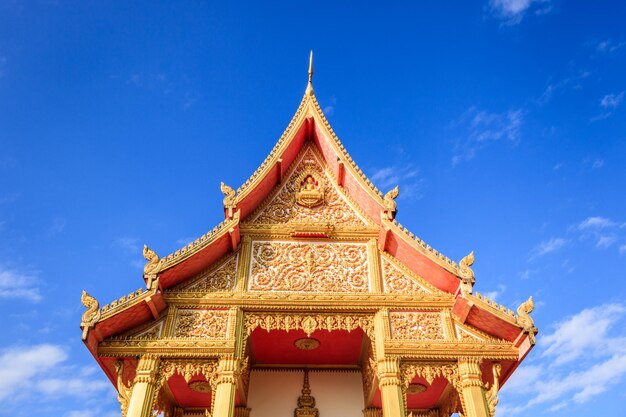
[{"left": 245, "top": 143, "right": 373, "bottom": 227}]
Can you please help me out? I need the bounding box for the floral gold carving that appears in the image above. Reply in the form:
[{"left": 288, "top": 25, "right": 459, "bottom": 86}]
[
  {"left": 244, "top": 312, "right": 374, "bottom": 338},
  {"left": 389, "top": 312, "right": 444, "bottom": 341},
  {"left": 80, "top": 290, "right": 100, "bottom": 340},
  {"left": 158, "top": 359, "right": 219, "bottom": 387},
  {"left": 382, "top": 256, "right": 434, "bottom": 294},
  {"left": 249, "top": 146, "right": 366, "bottom": 225},
  {"left": 249, "top": 241, "right": 369, "bottom": 293},
  {"left": 178, "top": 253, "right": 238, "bottom": 292},
  {"left": 174, "top": 309, "right": 229, "bottom": 339},
  {"left": 400, "top": 362, "right": 460, "bottom": 391}
]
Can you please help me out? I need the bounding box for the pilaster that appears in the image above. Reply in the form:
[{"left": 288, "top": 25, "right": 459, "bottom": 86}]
[
  {"left": 367, "top": 238, "right": 383, "bottom": 293},
  {"left": 235, "top": 236, "right": 252, "bottom": 292},
  {"left": 212, "top": 356, "right": 240, "bottom": 417},
  {"left": 126, "top": 355, "right": 160, "bottom": 417},
  {"left": 376, "top": 357, "right": 406, "bottom": 417},
  {"left": 457, "top": 358, "right": 490, "bottom": 417}
]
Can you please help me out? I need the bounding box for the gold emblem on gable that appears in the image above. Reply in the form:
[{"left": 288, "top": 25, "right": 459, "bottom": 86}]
[{"left": 295, "top": 171, "right": 325, "bottom": 208}]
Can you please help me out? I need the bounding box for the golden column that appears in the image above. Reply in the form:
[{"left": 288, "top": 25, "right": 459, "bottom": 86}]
[
  {"left": 212, "top": 355, "right": 240, "bottom": 417},
  {"left": 126, "top": 355, "right": 160, "bottom": 417},
  {"left": 458, "top": 358, "right": 491, "bottom": 417},
  {"left": 374, "top": 310, "right": 405, "bottom": 417}
]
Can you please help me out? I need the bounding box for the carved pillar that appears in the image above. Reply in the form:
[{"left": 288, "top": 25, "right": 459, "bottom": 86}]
[
  {"left": 377, "top": 357, "right": 406, "bottom": 417},
  {"left": 457, "top": 358, "right": 490, "bottom": 417},
  {"left": 212, "top": 356, "right": 239, "bottom": 417},
  {"left": 127, "top": 355, "right": 160, "bottom": 417}
]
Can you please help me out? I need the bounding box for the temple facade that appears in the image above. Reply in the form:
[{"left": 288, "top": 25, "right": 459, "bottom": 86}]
[{"left": 80, "top": 56, "right": 537, "bottom": 417}]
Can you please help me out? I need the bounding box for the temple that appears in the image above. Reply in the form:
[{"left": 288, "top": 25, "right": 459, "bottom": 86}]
[{"left": 80, "top": 53, "right": 537, "bottom": 417}]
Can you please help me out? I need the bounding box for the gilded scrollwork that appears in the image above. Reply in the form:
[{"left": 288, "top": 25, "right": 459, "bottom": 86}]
[
  {"left": 249, "top": 241, "right": 369, "bottom": 293},
  {"left": 175, "top": 253, "right": 239, "bottom": 293},
  {"left": 244, "top": 312, "right": 374, "bottom": 338},
  {"left": 389, "top": 312, "right": 444, "bottom": 341},
  {"left": 382, "top": 255, "right": 436, "bottom": 294},
  {"left": 114, "top": 361, "right": 133, "bottom": 417},
  {"left": 157, "top": 359, "right": 219, "bottom": 390},
  {"left": 485, "top": 363, "right": 502, "bottom": 417},
  {"left": 174, "top": 309, "right": 230, "bottom": 339},
  {"left": 249, "top": 146, "right": 367, "bottom": 225}
]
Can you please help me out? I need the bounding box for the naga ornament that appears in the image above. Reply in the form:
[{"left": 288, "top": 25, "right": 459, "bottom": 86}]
[
  {"left": 143, "top": 244, "right": 160, "bottom": 289},
  {"left": 458, "top": 251, "right": 475, "bottom": 297},
  {"left": 80, "top": 290, "right": 101, "bottom": 340},
  {"left": 517, "top": 296, "right": 537, "bottom": 344},
  {"left": 221, "top": 182, "right": 238, "bottom": 219},
  {"left": 382, "top": 186, "right": 399, "bottom": 220}
]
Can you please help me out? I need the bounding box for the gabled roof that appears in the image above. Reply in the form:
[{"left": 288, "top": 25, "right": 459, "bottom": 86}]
[{"left": 81, "top": 57, "right": 536, "bottom": 359}]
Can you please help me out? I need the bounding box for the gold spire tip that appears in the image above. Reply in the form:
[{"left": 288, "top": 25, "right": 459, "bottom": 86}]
[{"left": 308, "top": 50, "right": 314, "bottom": 85}]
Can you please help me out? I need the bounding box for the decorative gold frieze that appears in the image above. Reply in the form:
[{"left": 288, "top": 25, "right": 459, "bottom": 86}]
[
  {"left": 389, "top": 312, "right": 444, "bottom": 341},
  {"left": 249, "top": 146, "right": 368, "bottom": 225},
  {"left": 400, "top": 362, "right": 460, "bottom": 391},
  {"left": 158, "top": 359, "right": 219, "bottom": 387},
  {"left": 174, "top": 309, "right": 230, "bottom": 339},
  {"left": 244, "top": 312, "right": 374, "bottom": 338},
  {"left": 249, "top": 241, "right": 369, "bottom": 293}
]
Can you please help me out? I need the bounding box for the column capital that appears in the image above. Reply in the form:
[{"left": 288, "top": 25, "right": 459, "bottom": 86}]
[
  {"left": 458, "top": 357, "right": 483, "bottom": 388},
  {"left": 376, "top": 357, "right": 402, "bottom": 388},
  {"left": 134, "top": 355, "right": 160, "bottom": 385}
]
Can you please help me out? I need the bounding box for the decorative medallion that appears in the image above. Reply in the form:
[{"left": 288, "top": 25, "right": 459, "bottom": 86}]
[
  {"left": 295, "top": 172, "right": 325, "bottom": 208},
  {"left": 188, "top": 381, "right": 212, "bottom": 393},
  {"left": 294, "top": 338, "right": 320, "bottom": 350},
  {"left": 406, "top": 383, "right": 427, "bottom": 395}
]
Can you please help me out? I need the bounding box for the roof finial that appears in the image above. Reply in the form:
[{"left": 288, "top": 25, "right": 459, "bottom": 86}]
[{"left": 306, "top": 50, "right": 314, "bottom": 95}]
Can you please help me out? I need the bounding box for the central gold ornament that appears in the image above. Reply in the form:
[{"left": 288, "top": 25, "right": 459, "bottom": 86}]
[
  {"left": 188, "top": 381, "right": 212, "bottom": 393},
  {"left": 294, "top": 338, "right": 321, "bottom": 350},
  {"left": 406, "top": 383, "right": 427, "bottom": 395},
  {"left": 295, "top": 173, "right": 325, "bottom": 208}
]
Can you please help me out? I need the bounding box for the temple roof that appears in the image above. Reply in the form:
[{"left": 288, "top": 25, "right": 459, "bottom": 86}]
[{"left": 81, "top": 56, "right": 536, "bottom": 370}]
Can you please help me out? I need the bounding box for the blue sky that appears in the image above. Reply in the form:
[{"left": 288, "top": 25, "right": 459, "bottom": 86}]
[{"left": 1, "top": 1, "right": 625, "bottom": 416}]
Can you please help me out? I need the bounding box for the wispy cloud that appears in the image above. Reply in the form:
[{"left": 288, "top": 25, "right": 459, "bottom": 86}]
[
  {"left": 488, "top": 0, "right": 553, "bottom": 25},
  {"left": 529, "top": 237, "right": 567, "bottom": 260},
  {"left": 0, "top": 55, "right": 6, "bottom": 78},
  {"left": 452, "top": 107, "right": 523, "bottom": 164},
  {"left": 0, "top": 266, "right": 42, "bottom": 302},
  {"left": 501, "top": 303, "right": 626, "bottom": 413},
  {"left": 115, "top": 236, "right": 140, "bottom": 255},
  {"left": 538, "top": 71, "right": 590, "bottom": 105},
  {"left": 573, "top": 216, "right": 625, "bottom": 250},
  {"left": 591, "top": 91, "right": 624, "bottom": 121},
  {"left": 370, "top": 164, "right": 424, "bottom": 200},
  {"left": 587, "top": 38, "right": 626, "bottom": 54}
]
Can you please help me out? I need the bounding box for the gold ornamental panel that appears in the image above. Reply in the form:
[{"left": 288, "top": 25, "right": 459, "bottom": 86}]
[
  {"left": 389, "top": 312, "right": 444, "bottom": 341},
  {"left": 249, "top": 241, "right": 369, "bottom": 293},
  {"left": 249, "top": 146, "right": 367, "bottom": 225},
  {"left": 174, "top": 309, "right": 230, "bottom": 339}
]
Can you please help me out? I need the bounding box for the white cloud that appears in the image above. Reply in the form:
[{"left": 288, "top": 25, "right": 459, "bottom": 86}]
[
  {"left": 576, "top": 216, "right": 617, "bottom": 230},
  {"left": 501, "top": 303, "right": 626, "bottom": 413},
  {"left": 592, "top": 39, "right": 626, "bottom": 54},
  {"left": 370, "top": 164, "right": 424, "bottom": 200},
  {"left": 538, "top": 71, "right": 590, "bottom": 105},
  {"left": 600, "top": 92, "right": 625, "bottom": 109},
  {"left": 452, "top": 107, "right": 523, "bottom": 164},
  {"left": 0, "top": 266, "right": 42, "bottom": 302},
  {"left": 619, "top": 244, "right": 626, "bottom": 255},
  {"left": 115, "top": 236, "right": 140, "bottom": 255},
  {"left": 488, "top": 0, "right": 552, "bottom": 25},
  {"left": 592, "top": 158, "right": 604, "bottom": 169},
  {"left": 0, "top": 344, "right": 116, "bottom": 415},
  {"left": 529, "top": 237, "right": 567, "bottom": 260},
  {"left": 0, "top": 344, "right": 67, "bottom": 401}
]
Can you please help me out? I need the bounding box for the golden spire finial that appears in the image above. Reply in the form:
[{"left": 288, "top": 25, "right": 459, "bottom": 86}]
[
  {"left": 308, "top": 50, "right": 314, "bottom": 84},
  {"left": 306, "top": 51, "right": 314, "bottom": 95}
]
